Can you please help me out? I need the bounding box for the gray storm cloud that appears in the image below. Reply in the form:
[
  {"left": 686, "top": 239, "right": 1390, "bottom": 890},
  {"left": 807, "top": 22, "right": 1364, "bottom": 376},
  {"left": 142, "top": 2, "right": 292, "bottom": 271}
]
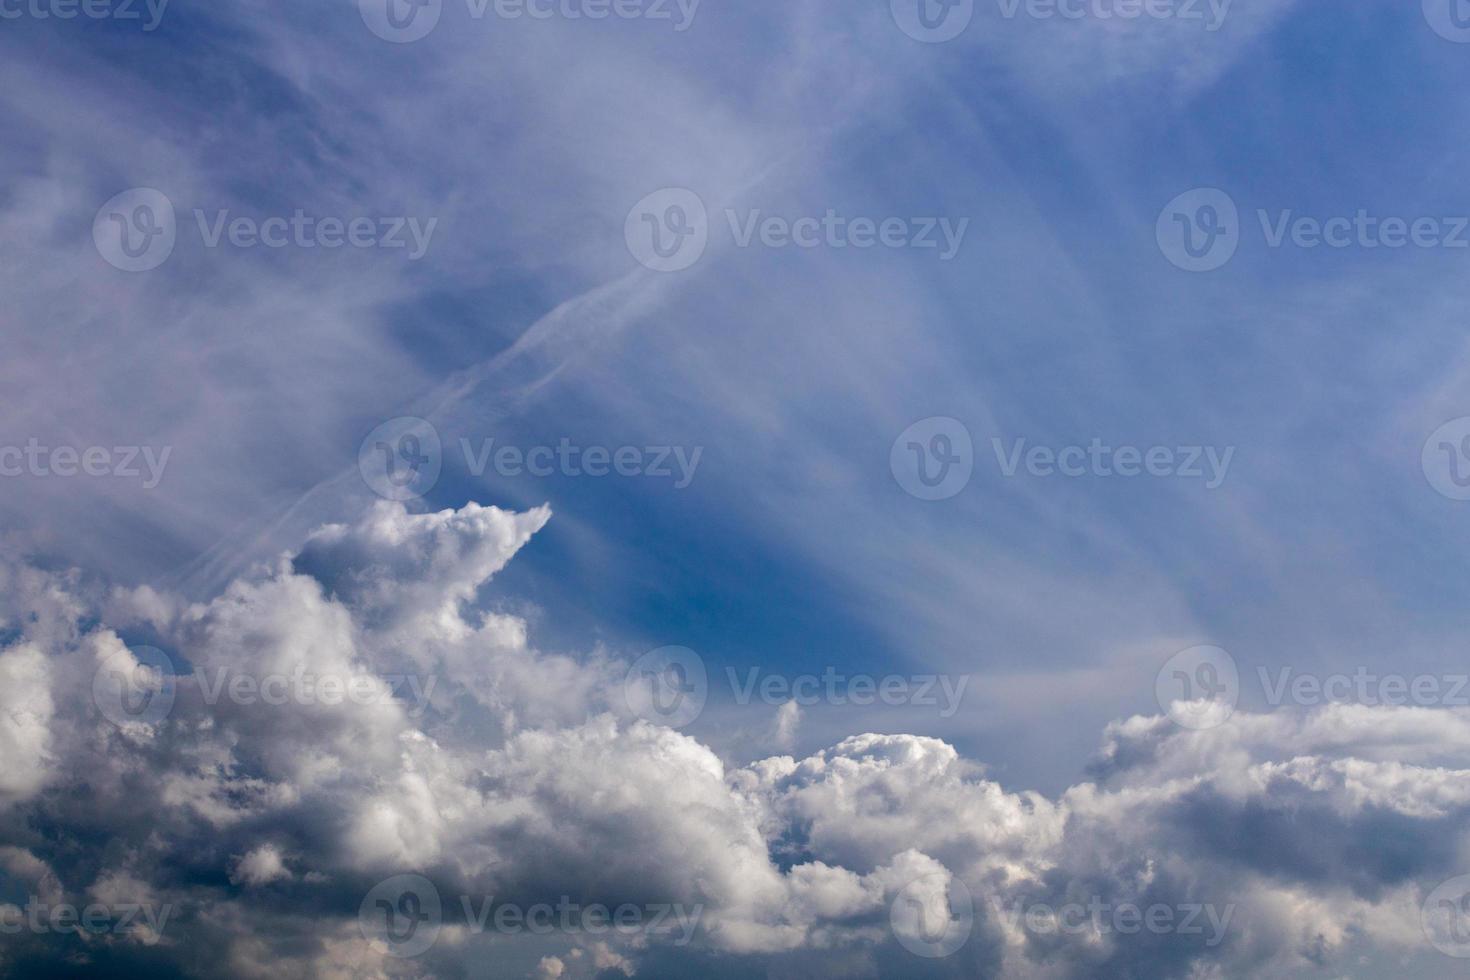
[{"left": 0, "top": 500, "right": 1464, "bottom": 977}]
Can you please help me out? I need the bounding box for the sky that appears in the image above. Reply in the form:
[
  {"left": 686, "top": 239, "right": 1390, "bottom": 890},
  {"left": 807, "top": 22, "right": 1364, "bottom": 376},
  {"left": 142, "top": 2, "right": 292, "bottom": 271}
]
[{"left": 5, "top": 0, "right": 1470, "bottom": 977}]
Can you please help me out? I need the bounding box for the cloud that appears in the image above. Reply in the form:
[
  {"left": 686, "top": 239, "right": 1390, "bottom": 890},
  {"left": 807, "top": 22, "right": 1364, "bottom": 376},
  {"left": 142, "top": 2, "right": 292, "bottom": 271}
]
[
  {"left": 229, "top": 846, "right": 292, "bottom": 888},
  {"left": 0, "top": 644, "right": 54, "bottom": 802},
  {"left": 0, "top": 499, "right": 1464, "bottom": 977}
]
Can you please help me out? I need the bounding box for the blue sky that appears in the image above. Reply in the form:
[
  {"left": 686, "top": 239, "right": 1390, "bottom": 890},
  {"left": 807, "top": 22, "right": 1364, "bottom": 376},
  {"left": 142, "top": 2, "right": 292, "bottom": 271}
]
[{"left": 6, "top": 1, "right": 1470, "bottom": 977}]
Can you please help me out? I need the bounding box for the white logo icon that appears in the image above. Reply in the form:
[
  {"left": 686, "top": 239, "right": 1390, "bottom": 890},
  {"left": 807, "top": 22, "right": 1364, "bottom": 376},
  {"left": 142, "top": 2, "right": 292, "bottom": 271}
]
[
  {"left": 624, "top": 646, "right": 708, "bottom": 727},
  {"left": 1157, "top": 188, "right": 1239, "bottom": 272},
  {"left": 1422, "top": 418, "right": 1470, "bottom": 501},
  {"left": 93, "top": 188, "right": 176, "bottom": 272},
  {"left": 891, "top": 873, "right": 974, "bottom": 958},
  {"left": 359, "top": 874, "right": 443, "bottom": 958},
  {"left": 360, "top": 0, "right": 442, "bottom": 43},
  {"left": 1155, "top": 645, "right": 1239, "bottom": 730},
  {"left": 1424, "top": 0, "right": 1470, "bottom": 43},
  {"left": 891, "top": 417, "right": 973, "bottom": 501},
  {"left": 359, "top": 417, "right": 443, "bottom": 502},
  {"left": 1423, "top": 874, "right": 1470, "bottom": 957},
  {"left": 92, "top": 644, "right": 177, "bottom": 727},
  {"left": 890, "top": 0, "right": 974, "bottom": 43},
  {"left": 625, "top": 188, "right": 708, "bottom": 272}
]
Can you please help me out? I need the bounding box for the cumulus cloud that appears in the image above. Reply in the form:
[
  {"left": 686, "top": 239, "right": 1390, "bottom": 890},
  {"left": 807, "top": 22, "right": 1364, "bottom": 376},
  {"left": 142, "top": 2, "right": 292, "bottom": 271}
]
[
  {"left": 0, "top": 644, "right": 53, "bottom": 802},
  {"left": 0, "top": 500, "right": 1465, "bottom": 977},
  {"left": 229, "top": 846, "right": 292, "bottom": 888}
]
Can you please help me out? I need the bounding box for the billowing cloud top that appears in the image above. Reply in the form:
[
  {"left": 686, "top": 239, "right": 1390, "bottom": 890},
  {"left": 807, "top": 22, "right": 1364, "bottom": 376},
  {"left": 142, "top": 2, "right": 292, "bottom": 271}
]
[{"left": 0, "top": 500, "right": 1466, "bottom": 978}]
